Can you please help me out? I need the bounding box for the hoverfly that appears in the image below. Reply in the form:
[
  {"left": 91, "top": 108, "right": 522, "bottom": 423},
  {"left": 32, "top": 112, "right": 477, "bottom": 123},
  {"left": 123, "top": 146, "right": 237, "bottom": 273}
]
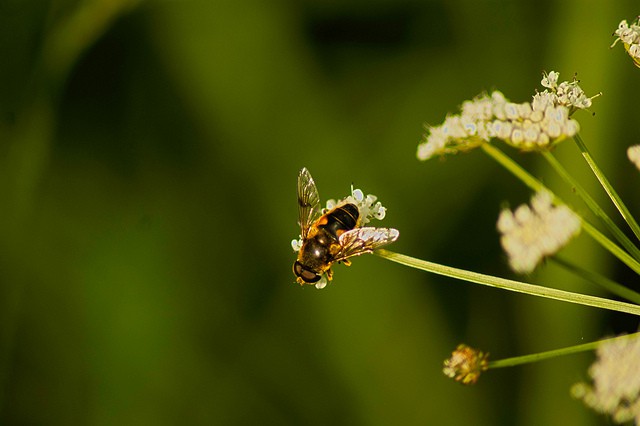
[{"left": 292, "top": 167, "right": 399, "bottom": 288}]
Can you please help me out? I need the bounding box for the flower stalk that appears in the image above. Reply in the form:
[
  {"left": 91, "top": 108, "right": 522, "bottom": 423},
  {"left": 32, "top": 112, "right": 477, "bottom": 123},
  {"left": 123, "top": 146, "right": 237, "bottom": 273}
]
[
  {"left": 374, "top": 249, "right": 640, "bottom": 316},
  {"left": 488, "top": 332, "right": 640, "bottom": 369},
  {"left": 541, "top": 150, "right": 640, "bottom": 262},
  {"left": 572, "top": 133, "right": 640, "bottom": 243},
  {"left": 551, "top": 256, "right": 640, "bottom": 305}
]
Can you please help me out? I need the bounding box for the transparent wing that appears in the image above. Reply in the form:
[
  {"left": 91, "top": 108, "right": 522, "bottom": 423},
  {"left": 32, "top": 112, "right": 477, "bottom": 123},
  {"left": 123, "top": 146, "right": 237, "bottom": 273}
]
[
  {"left": 333, "top": 227, "right": 400, "bottom": 262},
  {"left": 297, "top": 167, "right": 322, "bottom": 239}
]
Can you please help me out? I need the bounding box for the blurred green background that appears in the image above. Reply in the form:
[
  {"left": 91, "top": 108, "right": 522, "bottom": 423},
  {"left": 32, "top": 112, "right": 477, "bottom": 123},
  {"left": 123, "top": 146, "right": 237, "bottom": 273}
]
[{"left": 1, "top": 0, "right": 639, "bottom": 424}]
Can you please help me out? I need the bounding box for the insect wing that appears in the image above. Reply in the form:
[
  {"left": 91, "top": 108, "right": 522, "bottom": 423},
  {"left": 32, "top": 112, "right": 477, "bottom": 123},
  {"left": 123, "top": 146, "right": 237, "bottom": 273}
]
[
  {"left": 333, "top": 227, "right": 399, "bottom": 262},
  {"left": 297, "top": 167, "right": 322, "bottom": 239}
]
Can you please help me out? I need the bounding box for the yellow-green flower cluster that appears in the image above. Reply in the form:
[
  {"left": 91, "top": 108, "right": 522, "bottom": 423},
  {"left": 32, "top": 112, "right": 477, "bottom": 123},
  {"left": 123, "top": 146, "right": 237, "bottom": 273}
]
[
  {"left": 612, "top": 18, "right": 640, "bottom": 68},
  {"left": 417, "top": 72, "right": 587, "bottom": 160},
  {"left": 443, "top": 344, "right": 489, "bottom": 385}
]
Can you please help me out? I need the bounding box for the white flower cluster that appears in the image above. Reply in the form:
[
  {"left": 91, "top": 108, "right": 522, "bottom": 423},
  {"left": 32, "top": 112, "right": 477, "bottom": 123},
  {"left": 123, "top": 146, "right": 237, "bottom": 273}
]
[
  {"left": 497, "top": 191, "right": 581, "bottom": 274},
  {"left": 628, "top": 145, "right": 640, "bottom": 171},
  {"left": 326, "top": 187, "right": 387, "bottom": 226},
  {"left": 612, "top": 18, "right": 640, "bottom": 68},
  {"left": 539, "top": 71, "right": 595, "bottom": 111},
  {"left": 416, "top": 92, "right": 502, "bottom": 160},
  {"left": 417, "top": 71, "right": 588, "bottom": 160},
  {"left": 488, "top": 93, "right": 579, "bottom": 151},
  {"left": 572, "top": 334, "right": 640, "bottom": 425}
]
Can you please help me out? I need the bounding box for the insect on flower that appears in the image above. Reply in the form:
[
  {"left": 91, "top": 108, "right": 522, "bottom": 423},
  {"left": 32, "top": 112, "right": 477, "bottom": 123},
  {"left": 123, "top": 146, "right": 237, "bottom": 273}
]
[{"left": 292, "top": 167, "right": 399, "bottom": 289}]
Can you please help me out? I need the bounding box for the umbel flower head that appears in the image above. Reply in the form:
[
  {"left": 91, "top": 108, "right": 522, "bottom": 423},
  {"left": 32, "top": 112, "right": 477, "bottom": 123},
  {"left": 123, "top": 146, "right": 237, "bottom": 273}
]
[
  {"left": 443, "top": 344, "right": 489, "bottom": 385},
  {"left": 417, "top": 71, "right": 594, "bottom": 160},
  {"left": 497, "top": 191, "right": 581, "bottom": 274},
  {"left": 612, "top": 18, "right": 640, "bottom": 68},
  {"left": 572, "top": 334, "right": 640, "bottom": 424}
]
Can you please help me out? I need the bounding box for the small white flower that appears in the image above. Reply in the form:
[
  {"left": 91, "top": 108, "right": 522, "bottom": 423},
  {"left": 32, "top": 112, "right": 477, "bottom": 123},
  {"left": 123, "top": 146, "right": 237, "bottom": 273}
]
[
  {"left": 352, "top": 188, "right": 364, "bottom": 202},
  {"left": 531, "top": 91, "right": 556, "bottom": 112},
  {"left": 462, "top": 92, "right": 498, "bottom": 121},
  {"left": 538, "top": 71, "right": 598, "bottom": 112},
  {"left": 628, "top": 145, "right": 640, "bottom": 171},
  {"left": 489, "top": 120, "right": 513, "bottom": 140},
  {"left": 315, "top": 275, "right": 328, "bottom": 289},
  {"left": 541, "top": 71, "right": 560, "bottom": 89},
  {"left": 556, "top": 80, "right": 593, "bottom": 110},
  {"left": 442, "top": 116, "right": 467, "bottom": 139},
  {"left": 612, "top": 18, "right": 640, "bottom": 67},
  {"left": 572, "top": 333, "right": 640, "bottom": 425},
  {"left": 417, "top": 91, "right": 510, "bottom": 159},
  {"left": 497, "top": 191, "right": 581, "bottom": 273},
  {"left": 417, "top": 140, "right": 437, "bottom": 161},
  {"left": 522, "top": 121, "right": 540, "bottom": 144},
  {"left": 517, "top": 102, "right": 532, "bottom": 119},
  {"left": 504, "top": 102, "right": 520, "bottom": 120},
  {"left": 614, "top": 19, "right": 640, "bottom": 45},
  {"left": 291, "top": 238, "right": 303, "bottom": 252},
  {"left": 510, "top": 127, "right": 524, "bottom": 145}
]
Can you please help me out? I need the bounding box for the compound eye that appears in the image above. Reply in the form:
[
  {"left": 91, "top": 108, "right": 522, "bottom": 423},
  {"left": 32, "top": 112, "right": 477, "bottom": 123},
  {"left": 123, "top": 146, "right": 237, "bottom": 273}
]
[{"left": 293, "top": 261, "right": 321, "bottom": 283}]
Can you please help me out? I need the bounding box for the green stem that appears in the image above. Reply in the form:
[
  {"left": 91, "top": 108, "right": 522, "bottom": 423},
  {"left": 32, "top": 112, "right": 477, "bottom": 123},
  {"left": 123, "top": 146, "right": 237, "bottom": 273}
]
[
  {"left": 573, "top": 133, "right": 640, "bottom": 242},
  {"left": 580, "top": 221, "right": 640, "bottom": 276},
  {"left": 481, "top": 143, "right": 640, "bottom": 276},
  {"left": 481, "top": 144, "right": 545, "bottom": 192},
  {"left": 488, "top": 332, "right": 640, "bottom": 369},
  {"left": 374, "top": 249, "right": 640, "bottom": 316},
  {"left": 542, "top": 151, "right": 640, "bottom": 262},
  {"left": 551, "top": 256, "right": 640, "bottom": 305}
]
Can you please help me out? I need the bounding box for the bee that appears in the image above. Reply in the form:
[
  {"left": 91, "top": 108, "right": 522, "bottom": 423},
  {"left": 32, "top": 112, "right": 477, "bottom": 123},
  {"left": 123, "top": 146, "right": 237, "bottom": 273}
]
[{"left": 293, "top": 167, "right": 399, "bottom": 287}]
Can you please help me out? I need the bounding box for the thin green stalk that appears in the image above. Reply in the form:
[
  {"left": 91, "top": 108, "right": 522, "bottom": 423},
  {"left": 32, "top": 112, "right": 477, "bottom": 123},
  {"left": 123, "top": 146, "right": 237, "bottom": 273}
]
[
  {"left": 481, "top": 143, "right": 640, "bottom": 276},
  {"left": 580, "top": 221, "right": 640, "bottom": 276},
  {"left": 488, "top": 332, "right": 640, "bottom": 369},
  {"left": 374, "top": 249, "right": 640, "bottom": 316},
  {"left": 573, "top": 133, "right": 640, "bottom": 242},
  {"left": 542, "top": 151, "right": 640, "bottom": 262},
  {"left": 481, "top": 144, "right": 545, "bottom": 193},
  {"left": 551, "top": 256, "right": 640, "bottom": 305}
]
